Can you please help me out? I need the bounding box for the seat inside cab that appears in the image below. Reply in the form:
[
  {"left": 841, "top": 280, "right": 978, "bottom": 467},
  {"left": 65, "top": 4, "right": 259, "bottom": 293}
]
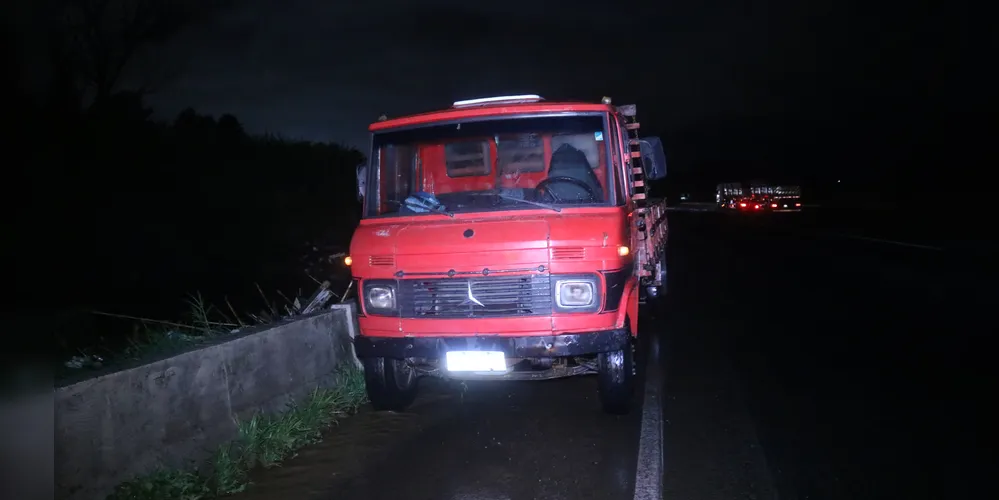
[{"left": 418, "top": 132, "right": 609, "bottom": 202}]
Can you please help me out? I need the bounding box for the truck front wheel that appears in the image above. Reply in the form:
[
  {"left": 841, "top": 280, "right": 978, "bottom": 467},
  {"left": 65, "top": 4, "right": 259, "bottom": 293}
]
[
  {"left": 597, "top": 339, "right": 636, "bottom": 415},
  {"left": 361, "top": 357, "right": 419, "bottom": 412}
]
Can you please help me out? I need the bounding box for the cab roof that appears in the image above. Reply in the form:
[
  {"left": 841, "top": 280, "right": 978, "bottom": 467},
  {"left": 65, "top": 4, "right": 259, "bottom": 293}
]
[{"left": 369, "top": 95, "right": 616, "bottom": 132}]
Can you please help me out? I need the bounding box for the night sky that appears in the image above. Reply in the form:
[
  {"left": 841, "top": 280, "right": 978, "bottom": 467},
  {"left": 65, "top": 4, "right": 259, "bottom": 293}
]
[{"left": 9, "top": 1, "right": 984, "bottom": 182}]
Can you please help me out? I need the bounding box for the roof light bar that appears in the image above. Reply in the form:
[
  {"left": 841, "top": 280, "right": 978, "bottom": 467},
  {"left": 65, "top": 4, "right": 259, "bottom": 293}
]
[{"left": 452, "top": 94, "right": 543, "bottom": 108}]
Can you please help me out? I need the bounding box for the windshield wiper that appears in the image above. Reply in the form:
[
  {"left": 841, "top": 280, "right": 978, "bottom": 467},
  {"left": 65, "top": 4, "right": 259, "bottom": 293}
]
[
  {"left": 472, "top": 192, "right": 561, "bottom": 212},
  {"left": 430, "top": 205, "right": 455, "bottom": 217},
  {"left": 497, "top": 193, "right": 561, "bottom": 212}
]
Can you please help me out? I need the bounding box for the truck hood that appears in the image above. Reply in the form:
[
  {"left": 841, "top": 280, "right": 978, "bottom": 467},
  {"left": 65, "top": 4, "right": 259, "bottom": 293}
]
[
  {"left": 351, "top": 217, "right": 550, "bottom": 275},
  {"left": 350, "top": 212, "right": 629, "bottom": 276},
  {"left": 395, "top": 218, "right": 549, "bottom": 254}
]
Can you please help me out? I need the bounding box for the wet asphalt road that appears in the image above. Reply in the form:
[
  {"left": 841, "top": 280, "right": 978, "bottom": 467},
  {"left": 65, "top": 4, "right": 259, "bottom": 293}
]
[
  {"left": 237, "top": 370, "right": 644, "bottom": 500},
  {"left": 235, "top": 210, "right": 992, "bottom": 500}
]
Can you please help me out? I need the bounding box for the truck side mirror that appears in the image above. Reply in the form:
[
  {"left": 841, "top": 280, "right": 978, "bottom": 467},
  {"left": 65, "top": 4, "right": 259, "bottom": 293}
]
[
  {"left": 356, "top": 163, "right": 366, "bottom": 202},
  {"left": 638, "top": 137, "right": 667, "bottom": 180}
]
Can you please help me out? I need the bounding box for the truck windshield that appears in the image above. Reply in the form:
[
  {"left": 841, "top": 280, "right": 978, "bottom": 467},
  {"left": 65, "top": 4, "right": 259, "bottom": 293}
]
[{"left": 364, "top": 114, "right": 614, "bottom": 217}]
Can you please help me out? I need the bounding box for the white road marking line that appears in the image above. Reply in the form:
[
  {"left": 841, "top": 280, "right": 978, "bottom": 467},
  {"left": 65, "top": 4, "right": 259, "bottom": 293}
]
[
  {"left": 832, "top": 233, "right": 944, "bottom": 251},
  {"left": 634, "top": 334, "right": 664, "bottom": 500}
]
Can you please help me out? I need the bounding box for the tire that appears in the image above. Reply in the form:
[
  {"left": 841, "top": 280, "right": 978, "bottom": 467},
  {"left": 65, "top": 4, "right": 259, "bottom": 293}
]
[
  {"left": 597, "top": 338, "right": 636, "bottom": 415},
  {"left": 362, "top": 357, "right": 419, "bottom": 412}
]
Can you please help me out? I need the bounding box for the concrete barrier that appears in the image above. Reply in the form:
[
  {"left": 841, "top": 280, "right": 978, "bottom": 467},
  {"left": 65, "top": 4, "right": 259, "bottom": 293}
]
[
  {"left": 1, "top": 391, "right": 54, "bottom": 500},
  {"left": 54, "top": 303, "right": 362, "bottom": 500}
]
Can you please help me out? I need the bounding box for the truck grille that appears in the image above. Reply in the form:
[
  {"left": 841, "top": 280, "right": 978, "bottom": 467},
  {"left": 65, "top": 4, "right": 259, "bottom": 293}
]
[{"left": 397, "top": 275, "right": 552, "bottom": 318}]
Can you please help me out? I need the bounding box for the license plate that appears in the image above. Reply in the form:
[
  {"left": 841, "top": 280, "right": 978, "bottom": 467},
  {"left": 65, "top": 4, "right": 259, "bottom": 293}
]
[{"left": 445, "top": 351, "right": 507, "bottom": 372}]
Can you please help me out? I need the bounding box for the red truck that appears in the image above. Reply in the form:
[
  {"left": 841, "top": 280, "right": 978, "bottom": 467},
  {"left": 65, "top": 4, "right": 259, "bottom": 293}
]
[{"left": 347, "top": 95, "right": 668, "bottom": 414}]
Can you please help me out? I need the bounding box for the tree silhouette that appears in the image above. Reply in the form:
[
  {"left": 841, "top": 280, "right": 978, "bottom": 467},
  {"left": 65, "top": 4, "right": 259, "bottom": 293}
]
[
  {"left": 52, "top": 0, "right": 228, "bottom": 108},
  {"left": 217, "top": 114, "right": 247, "bottom": 142}
]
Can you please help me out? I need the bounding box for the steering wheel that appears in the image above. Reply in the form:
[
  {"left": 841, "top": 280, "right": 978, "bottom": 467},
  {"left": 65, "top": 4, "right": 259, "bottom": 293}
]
[{"left": 535, "top": 176, "right": 598, "bottom": 203}]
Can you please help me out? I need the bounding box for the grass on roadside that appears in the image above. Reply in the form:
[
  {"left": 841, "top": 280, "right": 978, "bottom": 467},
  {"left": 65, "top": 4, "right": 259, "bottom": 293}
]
[
  {"left": 118, "top": 294, "right": 240, "bottom": 360},
  {"left": 62, "top": 277, "right": 355, "bottom": 379},
  {"left": 107, "top": 367, "right": 368, "bottom": 500},
  {"left": 61, "top": 292, "right": 276, "bottom": 378}
]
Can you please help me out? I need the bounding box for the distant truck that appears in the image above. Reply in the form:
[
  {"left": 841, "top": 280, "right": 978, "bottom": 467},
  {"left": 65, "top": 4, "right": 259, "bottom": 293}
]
[
  {"left": 716, "top": 182, "right": 745, "bottom": 209},
  {"left": 717, "top": 182, "right": 802, "bottom": 212},
  {"left": 753, "top": 183, "right": 802, "bottom": 212}
]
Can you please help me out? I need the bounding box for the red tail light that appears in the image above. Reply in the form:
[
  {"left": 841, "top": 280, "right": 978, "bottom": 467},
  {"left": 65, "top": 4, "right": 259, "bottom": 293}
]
[
  {"left": 795, "top": 203, "right": 801, "bottom": 207},
  {"left": 770, "top": 203, "right": 778, "bottom": 208},
  {"left": 754, "top": 204, "right": 760, "bottom": 209},
  {"left": 739, "top": 202, "right": 747, "bottom": 208}
]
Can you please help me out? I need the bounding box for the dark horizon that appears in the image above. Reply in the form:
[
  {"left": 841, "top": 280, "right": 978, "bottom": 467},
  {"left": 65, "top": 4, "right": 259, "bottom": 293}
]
[{"left": 8, "top": 1, "right": 986, "bottom": 155}]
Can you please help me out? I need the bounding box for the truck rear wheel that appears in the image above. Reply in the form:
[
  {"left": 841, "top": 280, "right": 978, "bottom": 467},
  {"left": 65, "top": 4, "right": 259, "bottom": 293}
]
[
  {"left": 362, "top": 357, "right": 419, "bottom": 412},
  {"left": 597, "top": 339, "right": 636, "bottom": 415}
]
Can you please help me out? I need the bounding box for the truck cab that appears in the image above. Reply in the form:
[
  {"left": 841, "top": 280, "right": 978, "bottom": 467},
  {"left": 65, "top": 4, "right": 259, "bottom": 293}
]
[{"left": 347, "top": 95, "right": 667, "bottom": 414}]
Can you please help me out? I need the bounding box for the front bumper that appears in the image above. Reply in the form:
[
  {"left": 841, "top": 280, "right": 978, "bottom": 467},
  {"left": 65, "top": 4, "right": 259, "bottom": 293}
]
[{"left": 354, "top": 328, "right": 630, "bottom": 359}]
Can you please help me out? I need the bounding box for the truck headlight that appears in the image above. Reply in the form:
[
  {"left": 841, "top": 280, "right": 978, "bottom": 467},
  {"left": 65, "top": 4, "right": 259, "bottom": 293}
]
[
  {"left": 367, "top": 286, "right": 395, "bottom": 309},
  {"left": 362, "top": 280, "right": 397, "bottom": 313},
  {"left": 555, "top": 279, "right": 596, "bottom": 309}
]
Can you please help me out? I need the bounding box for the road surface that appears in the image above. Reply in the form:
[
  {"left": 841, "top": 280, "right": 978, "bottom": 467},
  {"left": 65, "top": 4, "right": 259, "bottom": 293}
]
[{"left": 234, "top": 210, "right": 990, "bottom": 500}]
